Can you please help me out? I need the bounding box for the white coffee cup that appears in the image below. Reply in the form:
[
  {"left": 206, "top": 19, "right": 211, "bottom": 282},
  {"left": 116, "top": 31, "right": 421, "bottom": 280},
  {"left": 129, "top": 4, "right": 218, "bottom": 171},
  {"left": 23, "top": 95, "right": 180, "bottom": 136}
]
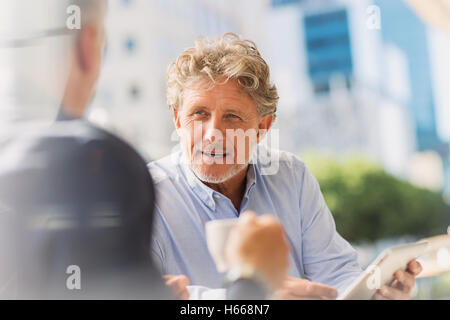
[{"left": 205, "top": 219, "right": 238, "bottom": 273}]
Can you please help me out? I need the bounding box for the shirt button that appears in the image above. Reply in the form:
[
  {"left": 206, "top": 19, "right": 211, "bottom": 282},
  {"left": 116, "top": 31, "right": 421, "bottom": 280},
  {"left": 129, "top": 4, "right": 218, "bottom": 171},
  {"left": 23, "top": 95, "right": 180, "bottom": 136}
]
[{"left": 214, "top": 194, "right": 221, "bottom": 199}]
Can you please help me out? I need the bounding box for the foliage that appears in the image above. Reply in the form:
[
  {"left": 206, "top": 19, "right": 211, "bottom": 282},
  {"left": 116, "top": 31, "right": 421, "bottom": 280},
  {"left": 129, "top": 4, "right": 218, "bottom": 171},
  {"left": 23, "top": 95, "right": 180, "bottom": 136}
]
[{"left": 303, "top": 153, "right": 450, "bottom": 244}]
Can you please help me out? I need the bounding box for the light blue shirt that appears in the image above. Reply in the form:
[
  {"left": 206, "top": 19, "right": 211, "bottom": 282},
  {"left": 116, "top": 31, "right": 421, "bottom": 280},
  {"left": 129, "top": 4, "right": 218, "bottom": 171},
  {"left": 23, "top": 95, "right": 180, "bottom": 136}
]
[{"left": 148, "top": 147, "right": 362, "bottom": 296}]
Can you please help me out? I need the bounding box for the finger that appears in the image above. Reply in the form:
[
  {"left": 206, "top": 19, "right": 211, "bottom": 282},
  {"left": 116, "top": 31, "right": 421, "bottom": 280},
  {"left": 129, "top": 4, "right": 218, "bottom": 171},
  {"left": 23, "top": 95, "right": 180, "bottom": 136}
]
[
  {"left": 286, "top": 279, "right": 338, "bottom": 299},
  {"left": 258, "top": 214, "right": 278, "bottom": 225},
  {"left": 407, "top": 260, "right": 422, "bottom": 276},
  {"left": 175, "top": 275, "right": 190, "bottom": 287},
  {"left": 166, "top": 275, "right": 190, "bottom": 288},
  {"left": 163, "top": 274, "right": 176, "bottom": 284},
  {"left": 276, "top": 290, "right": 332, "bottom": 300},
  {"left": 304, "top": 282, "right": 337, "bottom": 299},
  {"left": 378, "top": 285, "right": 409, "bottom": 300},
  {"left": 372, "top": 292, "right": 389, "bottom": 300},
  {"left": 241, "top": 210, "right": 257, "bottom": 217},
  {"left": 179, "top": 275, "right": 190, "bottom": 287},
  {"left": 165, "top": 277, "right": 180, "bottom": 288},
  {"left": 286, "top": 295, "right": 332, "bottom": 300},
  {"left": 394, "top": 270, "right": 415, "bottom": 293},
  {"left": 168, "top": 282, "right": 189, "bottom": 300},
  {"left": 174, "top": 286, "right": 189, "bottom": 299},
  {"left": 257, "top": 217, "right": 285, "bottom": 237},
  {"left": 165, "top": 275, "right": 183, "bottom": 285},
  {"left": 390, "top": 278, "right": 406, "bottom": 293},
  {"left": 240, "top": 211, "right": 257, "bottom": 221},
  {"left": 167, "top": 280, "right": 189, "bottom": 300},
  {"left": 290, "top": 294, "right": 334, "bottom": 300},
  {"left": 178, "top": 290, "right": 189, "bottom": 300},
  {"left": 237, "top": 211, "right": 257, "bottom": 227}
]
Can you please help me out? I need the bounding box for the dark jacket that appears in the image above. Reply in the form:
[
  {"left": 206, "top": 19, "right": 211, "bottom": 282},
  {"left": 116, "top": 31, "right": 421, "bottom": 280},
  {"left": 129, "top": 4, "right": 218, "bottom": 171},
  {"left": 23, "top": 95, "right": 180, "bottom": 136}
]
[{"left": 0, "top": 121, "right": 170, "bottom": 299}]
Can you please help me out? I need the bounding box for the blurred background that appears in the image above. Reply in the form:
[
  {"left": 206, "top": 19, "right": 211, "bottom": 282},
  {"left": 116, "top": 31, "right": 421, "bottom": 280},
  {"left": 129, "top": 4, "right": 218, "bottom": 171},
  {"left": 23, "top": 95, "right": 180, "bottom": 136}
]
[{"left": 2, "top": 0, "right": 450, "bottom": 299}]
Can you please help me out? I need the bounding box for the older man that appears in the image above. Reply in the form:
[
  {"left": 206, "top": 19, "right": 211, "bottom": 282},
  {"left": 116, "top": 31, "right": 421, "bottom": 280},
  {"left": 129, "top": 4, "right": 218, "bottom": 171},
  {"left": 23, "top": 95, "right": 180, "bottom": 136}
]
[{"left": 148, "top": 33, "right": 422, "bottom": 300}]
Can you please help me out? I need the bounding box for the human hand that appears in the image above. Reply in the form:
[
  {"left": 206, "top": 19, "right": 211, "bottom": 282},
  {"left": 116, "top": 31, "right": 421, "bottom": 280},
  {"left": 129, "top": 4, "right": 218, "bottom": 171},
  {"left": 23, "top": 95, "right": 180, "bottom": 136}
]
[
  {"left": 275, "top": 277, "right": 338, "bottom": 300},
  {"left": 225, "top": 211, "right": 290, "bottom": 290},
  {"left": 163, "top": 274, "right": 190, "bottom": 300},
  {"left": 372, "top": 260, "right": 422, "bottom": 300}
]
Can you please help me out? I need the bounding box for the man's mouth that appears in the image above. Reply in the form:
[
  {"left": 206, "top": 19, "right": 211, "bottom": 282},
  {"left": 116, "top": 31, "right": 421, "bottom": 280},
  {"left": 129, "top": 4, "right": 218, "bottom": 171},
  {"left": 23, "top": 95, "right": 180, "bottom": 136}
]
[{"left": 201, "top": 151, "right": 228, "bottom": 158}]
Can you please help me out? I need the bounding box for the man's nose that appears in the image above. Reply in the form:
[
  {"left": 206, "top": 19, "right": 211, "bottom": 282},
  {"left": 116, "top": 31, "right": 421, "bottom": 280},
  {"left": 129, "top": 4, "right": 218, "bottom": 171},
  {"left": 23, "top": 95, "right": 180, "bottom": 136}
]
[{"left": 203, "top": 115, "right": 225, "bottom": 143}]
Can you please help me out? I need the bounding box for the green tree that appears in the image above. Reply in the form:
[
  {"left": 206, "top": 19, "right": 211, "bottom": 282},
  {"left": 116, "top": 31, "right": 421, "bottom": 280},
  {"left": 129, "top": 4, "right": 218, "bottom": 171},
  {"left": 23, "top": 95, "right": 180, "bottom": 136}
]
[{"left": 303, "top": 153, "right": 450, "bottom": 244}]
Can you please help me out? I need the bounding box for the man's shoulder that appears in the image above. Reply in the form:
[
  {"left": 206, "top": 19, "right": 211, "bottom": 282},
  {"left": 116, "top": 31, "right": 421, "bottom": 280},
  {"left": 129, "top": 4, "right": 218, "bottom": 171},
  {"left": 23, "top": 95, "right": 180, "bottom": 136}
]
[
  {"left": 254, "top": 147, "right": 307, "bottom": 175},
  {"left": 147, "top": 152, "right": 183, "bottom": 185}
]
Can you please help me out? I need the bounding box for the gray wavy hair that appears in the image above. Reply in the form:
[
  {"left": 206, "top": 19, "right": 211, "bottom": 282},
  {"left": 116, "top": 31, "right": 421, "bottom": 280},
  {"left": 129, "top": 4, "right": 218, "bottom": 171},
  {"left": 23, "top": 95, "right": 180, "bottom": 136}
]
[{"left": 166, "top": 33, "right": 279, "bottom": 118}]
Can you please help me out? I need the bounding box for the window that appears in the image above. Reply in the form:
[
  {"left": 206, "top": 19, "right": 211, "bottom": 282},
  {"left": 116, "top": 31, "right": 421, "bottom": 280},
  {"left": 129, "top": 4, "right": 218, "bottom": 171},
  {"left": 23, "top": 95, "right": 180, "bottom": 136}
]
[{"left": 304, "top": 9, "right": 353, "bottom": 94}]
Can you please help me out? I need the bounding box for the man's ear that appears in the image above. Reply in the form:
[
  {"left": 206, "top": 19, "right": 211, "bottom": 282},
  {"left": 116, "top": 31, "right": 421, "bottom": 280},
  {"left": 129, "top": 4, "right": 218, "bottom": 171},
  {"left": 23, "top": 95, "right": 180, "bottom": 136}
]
[
  {"left": 173, "top": 108, "right": 181, "bottom": 131},
  {"left": 78, "top": 25, "right": 100, "bottom": 74},
  {"left": 257, "top": 114, "right": 274, "bottom": 143}
]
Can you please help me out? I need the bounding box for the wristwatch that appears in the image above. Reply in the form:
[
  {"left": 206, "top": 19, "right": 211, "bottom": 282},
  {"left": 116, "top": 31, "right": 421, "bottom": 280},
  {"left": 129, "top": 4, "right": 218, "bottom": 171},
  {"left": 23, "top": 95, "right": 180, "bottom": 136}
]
[{"left": 224, "top": 265, "right": 273, "bottom": 300}]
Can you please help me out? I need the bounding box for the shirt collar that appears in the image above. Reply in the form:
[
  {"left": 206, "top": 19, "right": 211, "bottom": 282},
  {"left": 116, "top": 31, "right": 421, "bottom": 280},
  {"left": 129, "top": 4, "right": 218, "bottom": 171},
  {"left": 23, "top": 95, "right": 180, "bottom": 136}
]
[
  {"left": 178, "top": 152, "right": 257, "bottom": 211},
  {"left": 244, "top": 162, "right": 257, "bottom": 199}
]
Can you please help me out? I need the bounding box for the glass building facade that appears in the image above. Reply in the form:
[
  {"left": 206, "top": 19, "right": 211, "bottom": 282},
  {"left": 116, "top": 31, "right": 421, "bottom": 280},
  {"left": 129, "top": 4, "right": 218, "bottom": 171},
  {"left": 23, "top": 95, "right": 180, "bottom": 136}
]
[
  {"left": 271, "top": 0, "right": 301, "bottom": 7},
  {"left": 376, "top": 0, "right": 440, "bottom": 151},
  {"left": 303, "top": 9, "right": 353, "bottom": 94}
]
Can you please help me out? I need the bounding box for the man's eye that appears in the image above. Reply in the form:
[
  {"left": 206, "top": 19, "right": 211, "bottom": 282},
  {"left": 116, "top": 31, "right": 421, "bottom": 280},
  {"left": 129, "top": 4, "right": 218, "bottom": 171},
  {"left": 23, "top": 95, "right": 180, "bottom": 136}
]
[
  {"left": 226, "top": 114, "right": 240, "bottom": 119},
  {"left": 193, "top": 111, "right": 206, "bottom": 116}
]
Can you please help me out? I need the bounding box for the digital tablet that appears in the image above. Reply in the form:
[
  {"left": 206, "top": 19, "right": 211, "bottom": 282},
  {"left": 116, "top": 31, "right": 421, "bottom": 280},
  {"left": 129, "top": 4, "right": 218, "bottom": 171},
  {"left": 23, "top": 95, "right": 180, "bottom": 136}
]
[
  {"left": 415, "top": 234, "right": 450, "bottom": 278},
  {"left": 338, "top": 241, "right": 429, "bottom": 300}
]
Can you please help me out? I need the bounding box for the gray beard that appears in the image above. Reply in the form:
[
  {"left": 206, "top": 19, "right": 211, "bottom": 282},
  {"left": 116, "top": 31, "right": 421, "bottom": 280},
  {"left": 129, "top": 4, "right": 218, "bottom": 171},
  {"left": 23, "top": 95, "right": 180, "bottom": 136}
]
[{"left": 189, "top": 163, "right": 248, "bottom": 184}]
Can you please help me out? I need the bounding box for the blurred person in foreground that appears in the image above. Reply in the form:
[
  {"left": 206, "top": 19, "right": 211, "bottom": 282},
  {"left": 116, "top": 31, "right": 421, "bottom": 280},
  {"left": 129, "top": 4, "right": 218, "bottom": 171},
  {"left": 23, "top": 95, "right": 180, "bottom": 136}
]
[
  {"left": 148, "top": 33, "right": 423, "bottom": 300},
  {"left": 0, "top": 0, "right": 289, "bottom": 299},
  {"left": 0, "top": 121, "right": 170, "bottom": 299}
]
